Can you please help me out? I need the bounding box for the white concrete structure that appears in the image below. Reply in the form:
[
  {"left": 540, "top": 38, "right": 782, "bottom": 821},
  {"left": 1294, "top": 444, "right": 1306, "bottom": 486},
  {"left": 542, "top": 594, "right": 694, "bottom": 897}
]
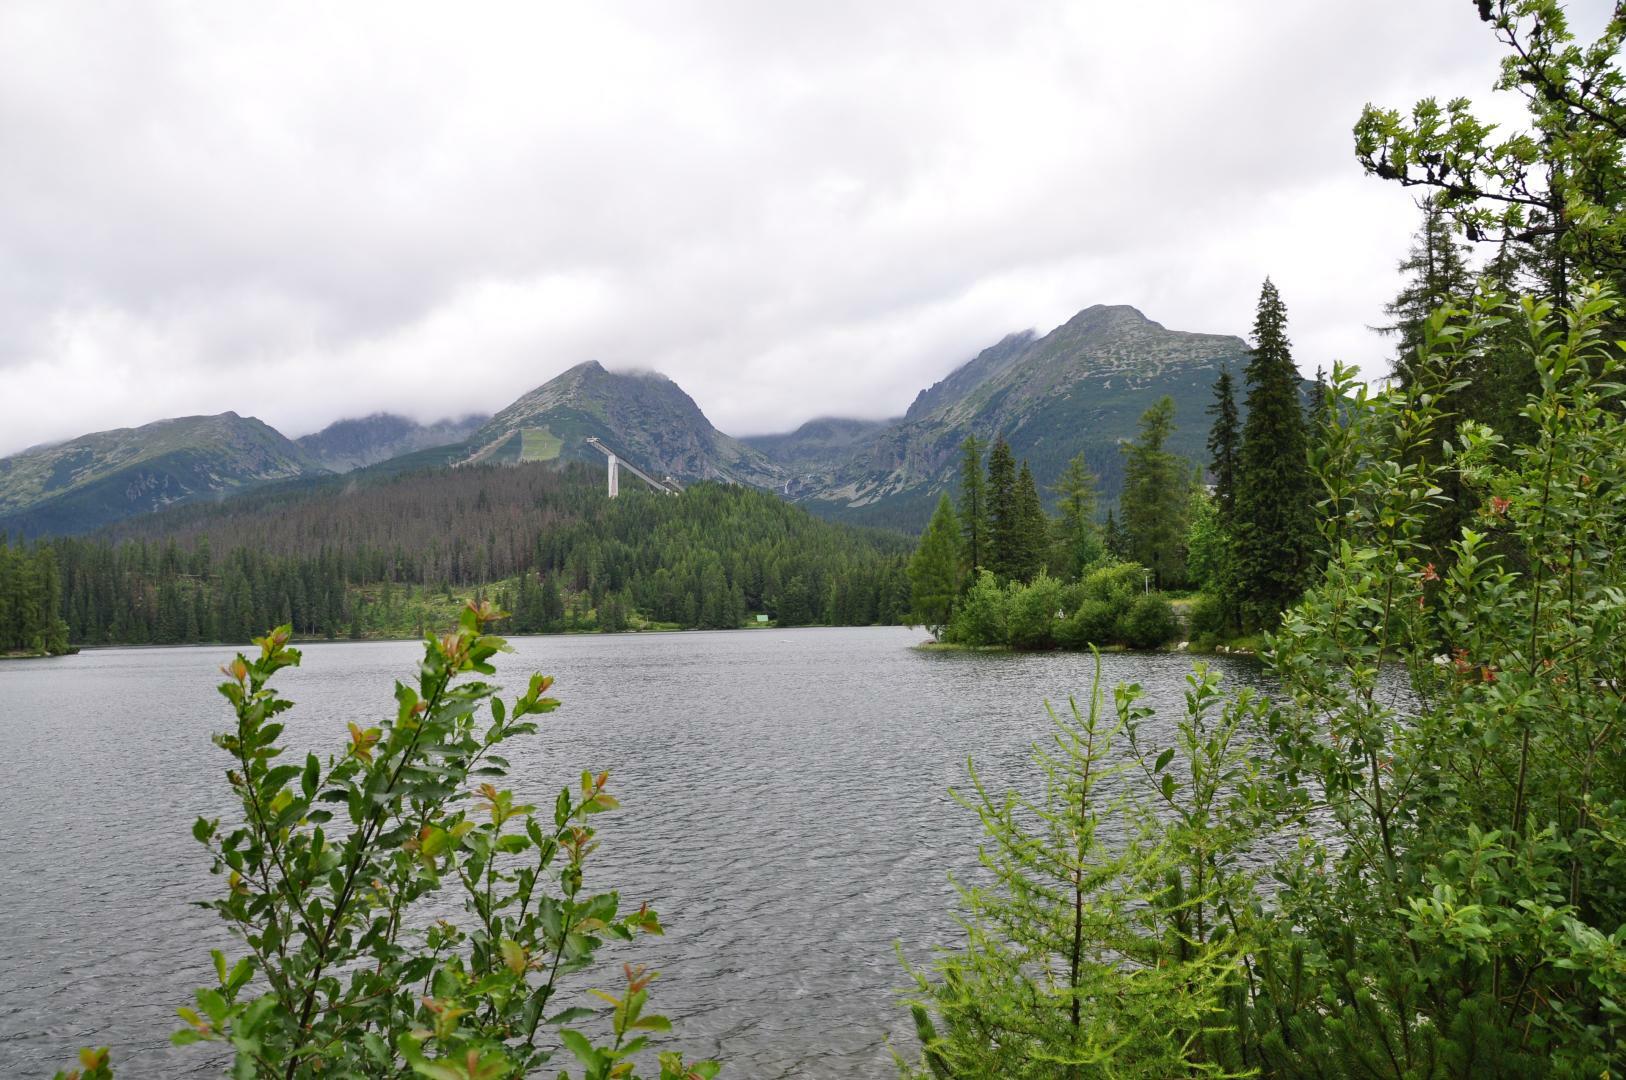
[{"left": 585, "top": 437, "right": 680, "bottom": 497}]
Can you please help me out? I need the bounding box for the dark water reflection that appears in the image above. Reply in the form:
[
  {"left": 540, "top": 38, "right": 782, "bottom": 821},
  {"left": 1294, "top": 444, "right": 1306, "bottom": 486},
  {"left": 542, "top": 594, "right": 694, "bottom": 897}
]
[{"left": 0, "top": 628, "right": 1279, "bottom": 1078}]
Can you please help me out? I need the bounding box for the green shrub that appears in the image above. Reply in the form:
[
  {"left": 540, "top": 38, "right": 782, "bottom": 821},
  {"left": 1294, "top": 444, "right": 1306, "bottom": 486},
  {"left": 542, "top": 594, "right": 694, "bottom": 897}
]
[
  {"left": 1187, "top": 591, "right": 1228, "bottom": 640},
  {"left": 1057, "top": 599, "right": 1117, "bottom": 649},
  {"left": 1006, "top": 574, "right": 1064, "bottom": 650},
  {"left": 944, "top": 569, "right": 1009, "bottom": 646},
  {"left": 1117, "top": 592, "right": 1179, "bottom": 649},
  {"left": 1079, "top": 560, "right": 1146, "bottom": 608}
]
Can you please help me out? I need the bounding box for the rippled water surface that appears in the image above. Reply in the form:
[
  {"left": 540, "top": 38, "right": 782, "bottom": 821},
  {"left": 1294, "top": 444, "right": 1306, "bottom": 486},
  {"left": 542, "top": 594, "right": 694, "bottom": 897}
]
[{"left": 0, "top": 627, "right": 1276, "bottom": 1077}]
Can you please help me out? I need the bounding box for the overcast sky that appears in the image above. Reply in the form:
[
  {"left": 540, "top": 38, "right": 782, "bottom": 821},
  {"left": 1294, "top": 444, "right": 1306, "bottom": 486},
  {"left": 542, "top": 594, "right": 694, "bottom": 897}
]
[{"left": 0, "top": 1, "right": 1607, "bottom": 455}]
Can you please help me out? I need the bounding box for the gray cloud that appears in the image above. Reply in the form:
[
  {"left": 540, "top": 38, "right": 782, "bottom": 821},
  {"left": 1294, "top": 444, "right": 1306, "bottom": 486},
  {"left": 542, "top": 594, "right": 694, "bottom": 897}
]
[{"left": 0, "top": 1, "right": 1605, "bottom": 454}]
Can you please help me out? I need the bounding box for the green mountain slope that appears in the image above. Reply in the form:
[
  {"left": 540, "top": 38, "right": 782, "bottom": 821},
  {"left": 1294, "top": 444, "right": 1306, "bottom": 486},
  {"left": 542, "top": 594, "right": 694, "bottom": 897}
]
[
  {"left": 0, "top": 412, "right": 325, "bottom": 538},
  {"left": 461, "top": 361, "right": 784, "bottom": 489},
  {"left": 296, "top": 412, "right": 488, "bottom": 472},
  {"left": 772, "top": 305, "right": 1258, "bottom": 529}
]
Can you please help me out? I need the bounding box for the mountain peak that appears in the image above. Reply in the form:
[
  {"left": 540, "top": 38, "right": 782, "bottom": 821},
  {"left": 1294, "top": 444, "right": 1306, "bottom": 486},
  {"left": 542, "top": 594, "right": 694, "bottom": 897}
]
[
  {"left": 461, "top": 359, "right": 782, "bottom": 487},
  {"left": 1057, "top": 304, "right": 1157, "bottom": 333},
  {"left": 777, "top": 303, "right": 1260, "bottom": 528}
]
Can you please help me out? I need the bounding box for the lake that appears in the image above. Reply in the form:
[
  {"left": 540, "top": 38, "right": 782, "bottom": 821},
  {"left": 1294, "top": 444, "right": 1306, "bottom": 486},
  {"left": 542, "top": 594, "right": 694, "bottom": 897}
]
[{"left": 0, "top": 627, "right": 1275, "bottom": 1078}]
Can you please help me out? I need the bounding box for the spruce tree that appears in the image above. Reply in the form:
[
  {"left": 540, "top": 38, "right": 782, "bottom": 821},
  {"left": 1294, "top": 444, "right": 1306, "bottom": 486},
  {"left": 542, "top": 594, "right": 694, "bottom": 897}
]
[
  {"left": 1234, "top": 279, "right": 1314, "bottom": 627},
  {"left": 1102, "top": 509, "right": 1127, "bottom": 559},
  {"left": 1377, "top": 196, "right": 1472, "bottom": 389},
  {"left": 1382, "top": 205, "right": 1524, "bottom": 559},
  {"left": 540, "top": 574, "right": 564, "bottom": 630},
  {"left": 1049, "top": 452, "right": 1102, "bottom": 579},
  {"left": 1119, "top": 396, "right": 1191, "bottom": 589},
  {"left": 1308, "top": 366, "right": 1329, "bottom": 431},
  {"left": 1011, "top": 462, "right": 1047, "bottom": 583},
  {"left": 1206, "top": 367, "right": 1240, "bottom": 525},
  {"left": 956, "top": 435, "right": 988, "bottom": 576},
  {"left": 908, "top": 495, "right": 963, "bottom": 640},
  {"left": 985, "top": 437, "right": 1019, "bottom": 579}
]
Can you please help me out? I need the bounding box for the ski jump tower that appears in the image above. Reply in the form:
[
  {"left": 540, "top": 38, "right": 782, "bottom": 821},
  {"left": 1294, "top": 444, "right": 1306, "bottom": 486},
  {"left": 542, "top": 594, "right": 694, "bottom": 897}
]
[{"left": 585, "top": 437, "right": 681, "bottom": 498}]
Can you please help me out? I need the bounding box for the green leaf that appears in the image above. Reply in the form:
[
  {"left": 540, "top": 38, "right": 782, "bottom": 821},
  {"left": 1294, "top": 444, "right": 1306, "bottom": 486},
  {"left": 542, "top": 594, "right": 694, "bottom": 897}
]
[
  {"left": 196, "top": 987, "right": 228, "bottom": 1025},
  {"left": 500, "top": 937, "right": 528, "bottom": 975},
  {"left": 545, "top": 1006, "right": 596, "bottom": 1025},
  {"left": 559, "top": 1028, "right": 600, "bottom": 1067},
  {"left": 225, "top": 956, "right": 254, "bottom": 996}
]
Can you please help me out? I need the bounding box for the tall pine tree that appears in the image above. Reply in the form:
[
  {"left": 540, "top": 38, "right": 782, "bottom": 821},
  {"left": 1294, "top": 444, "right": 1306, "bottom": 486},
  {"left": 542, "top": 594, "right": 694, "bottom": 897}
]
[
  {"left": 957, "top": 435, "right": 989, "bottom": 576},
  {"left": 1377, "top": 195, "right": 1473, "bottom": 389},
  {"left": 1102, "top": 509, "right": 1127, "bottom": 559},
  {"left": 1119, "top": 396, "right": 1191, "bottom": 589},
  {"left": 1010, "top": 462, "right": 1048, "bottom": 584},
  {"left": 1233, "top": 279, "right": 1314, "bottom": 628},
  {"left": 1199, "top": 379, "right": 1245, "bottom": 630},
  {"left": 908, "top": 495, "right": 962, "bottom": 640},
  {"left": 1049, "top": 452, "right": 1102, "bottom": 579},
  {"left": 1206, "top": 368, "right": 1239, "bottom": 525},
  {"left": 985, "top": 437, "right": 1019, "bottom": 580}
]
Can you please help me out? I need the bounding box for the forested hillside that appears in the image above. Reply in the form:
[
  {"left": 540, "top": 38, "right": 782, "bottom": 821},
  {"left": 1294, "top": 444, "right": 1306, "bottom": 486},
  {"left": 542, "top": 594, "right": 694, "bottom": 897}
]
[{"left": 17, "top": 461, "right": 909, "bottom": 648}]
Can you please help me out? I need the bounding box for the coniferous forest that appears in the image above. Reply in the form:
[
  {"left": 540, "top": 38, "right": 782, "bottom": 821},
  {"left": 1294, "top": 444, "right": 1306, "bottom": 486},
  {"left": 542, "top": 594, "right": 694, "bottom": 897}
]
[
  {"left": 1, "top": 463, "right": 910, "bottom": 650},
  {"left": 0, "top": 539, "right": 69, "bottom": 656}
]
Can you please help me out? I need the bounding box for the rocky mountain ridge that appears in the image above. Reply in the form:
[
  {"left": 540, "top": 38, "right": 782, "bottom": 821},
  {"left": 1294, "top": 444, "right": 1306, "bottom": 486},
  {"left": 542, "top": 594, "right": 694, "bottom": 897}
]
[
  {"left": 296, "top": 412, "right": 488, "bottom": 473},
  {"left": 3, "top": 303, "right": 1267, "bottom": 537},
  {"left": 756, "top": 305, "right": 1255, "bottom": 527}
]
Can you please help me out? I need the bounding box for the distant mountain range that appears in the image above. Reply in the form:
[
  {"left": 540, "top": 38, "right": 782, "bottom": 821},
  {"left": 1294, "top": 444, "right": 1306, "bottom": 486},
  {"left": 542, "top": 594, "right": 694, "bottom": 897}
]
[
  {"left": 296, "top": 412, "right": 489, "bottom": 473},
  {"left": 0, "top": 303, "right": 1268, "bottom": 537},
  {"left": 753, "top": 305, "right": 1253, "bottom": 527},
  {"left": 0, "top": 413, "right": 319, "bottom": 538}
]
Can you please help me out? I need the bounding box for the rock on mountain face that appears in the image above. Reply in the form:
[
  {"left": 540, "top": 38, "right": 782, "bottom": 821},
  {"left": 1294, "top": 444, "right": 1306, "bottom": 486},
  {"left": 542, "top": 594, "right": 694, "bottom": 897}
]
[
  {"left": 461, "top": 361, "right": 783, "bottom": 489},
  {"left": 0, "top": 412, "right": 325, "bottom": 538},
  {"left": 767, "top": 305, "right": 1255, "bottom": 529},
  {"left": 296, "top": 412, "right": 489, "bottom": 473}
]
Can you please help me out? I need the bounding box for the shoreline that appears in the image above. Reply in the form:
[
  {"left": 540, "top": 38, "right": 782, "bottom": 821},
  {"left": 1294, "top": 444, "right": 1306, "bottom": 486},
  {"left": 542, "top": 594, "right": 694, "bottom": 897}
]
[
  {"left": 49, "top": 623, "right": 912, "bottom": 654},
  {"left": 913, "top": 639, "right": 1260, "bottom": 657}
]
